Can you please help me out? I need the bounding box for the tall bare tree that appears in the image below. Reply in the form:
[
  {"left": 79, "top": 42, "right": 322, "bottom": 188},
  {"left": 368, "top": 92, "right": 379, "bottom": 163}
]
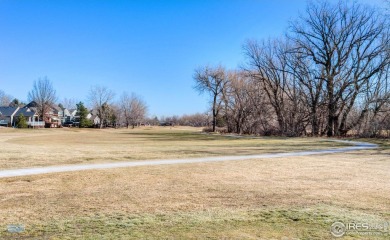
[
  {"left": 289, "top": 0, "right": 390, "bottom": 136},
  {"left": 88, "top": 85, "right": 115, "bottom": 129},
  {"left": 177, "top": 113, "right": 209, "bottom": 127},
  {"left": 0, "top": 90, "right": 13, "bottom": 106},
  {"left": 223, "top": 71, "right": 254, "bottom": 134},
  {"left": 285, "top": 47, "right": 326, "bottom": 136},
  {"left": 27, "top": 77, "right": 57, "bottom": 121},
  {"left": 119, "top": 92, "right": 148, "bottom": 128},
  {"left": 244, "top": 39, "right": 307, "bottom": 135},
  {"left": 61, "top": 98, "right": 78, "bottom": 109},
  {"left": 194, "top": 65, "right": 228, "bottom": 132}
]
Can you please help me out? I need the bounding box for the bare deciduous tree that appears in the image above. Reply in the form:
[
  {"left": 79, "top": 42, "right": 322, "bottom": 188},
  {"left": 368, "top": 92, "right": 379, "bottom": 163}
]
[
  {"left": 88, "top": 85, "right": 115, "bottom": 129},
  {"left": 0, "top": 90, "right": 13, "bottom": 106},
  {"left": 61, "top": 98, "right": 78, "bottom": 110},
  {"left": 222, "top": 71, "right": 254, "bottom": 134},
  {"left": 289, "top": 0, "right": 390, "bottom": 136},
  {"left": 194, "top": 65, "right": 228, "bottom": 132},
  {"left": 244, "top": 39, "right": 307, "bottom": 136},
  {"left": 27, "top": 77, "right": 57, "bottom": 121},
  {"left": 177, "top": 113, "right": 209, "bottom": 127},
  {"left": 193, "top": 0, "right": 389, "bottom": 137},
  {"left": 285, "top": 46, "right": 326, "bottom": 136},
  {"left": 119, "top": 92, "right": 147, "bottom": 128}
]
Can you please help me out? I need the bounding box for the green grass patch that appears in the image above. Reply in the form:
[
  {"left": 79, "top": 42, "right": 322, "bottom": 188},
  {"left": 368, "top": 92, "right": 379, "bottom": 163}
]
[{"left": 1, "top": 206, "right": 388, "bottom": 239}]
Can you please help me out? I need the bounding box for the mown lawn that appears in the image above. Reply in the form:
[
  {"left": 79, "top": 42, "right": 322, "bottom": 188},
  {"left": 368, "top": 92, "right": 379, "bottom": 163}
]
[
  {"left": 0, "top": 127, "right": 388, "bottom": 239},
  {"left": 0, "top": 126, "right": 348, "bottom": 170}
]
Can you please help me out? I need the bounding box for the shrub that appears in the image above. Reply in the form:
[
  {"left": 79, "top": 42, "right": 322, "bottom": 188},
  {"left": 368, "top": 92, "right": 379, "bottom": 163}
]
[{"left": 16, "top": 114, "right": 28, "bottom": 128}]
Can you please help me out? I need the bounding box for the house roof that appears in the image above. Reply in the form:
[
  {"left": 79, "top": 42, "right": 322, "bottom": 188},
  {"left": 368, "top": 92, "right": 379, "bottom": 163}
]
[
  {"left": 90, "top": 115, "right": 100, "bottom": 121},
  {"left": 90, "top": 109, "right": 98, "bottom": 115},
  {"left": 68, "top": 109, "right": 77, "bottom": 115},
  {"left": 28, "top": 107, "right": 38, "bottom": 113},
  {"left": 0, "top": 107, "right": 19, "bottom": 117},
  {"left": 14, "top": 108, "right": 37, "bottom": 117},
  {"left": 51, "top": 104, "right": 62, "bottom": 112},
  {"left": 25, "top": 101, "right": 62, "bottom": 113},
  {"left": 24, "top": 101, "right": 38, "bottom": 108}
]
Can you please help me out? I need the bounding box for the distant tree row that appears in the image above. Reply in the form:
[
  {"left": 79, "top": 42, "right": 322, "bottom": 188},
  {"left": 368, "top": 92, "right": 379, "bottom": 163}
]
[
  {"left": 1, "top": 78, "right": 148, "bottom": 129},
  {"left": 155, "top": 113, "right": 210, "bottom": 127},
  {"left": 195, "top": 0, "right": 390, "bottom": 137},
  {"left": 0, "top": 90, "right": 23, "bottom": 107}
]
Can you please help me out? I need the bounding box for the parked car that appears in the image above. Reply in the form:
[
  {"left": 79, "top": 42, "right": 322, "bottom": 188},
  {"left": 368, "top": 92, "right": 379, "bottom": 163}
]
[{"left": 63, "top": 121, "right": 74, "bottom": 127}]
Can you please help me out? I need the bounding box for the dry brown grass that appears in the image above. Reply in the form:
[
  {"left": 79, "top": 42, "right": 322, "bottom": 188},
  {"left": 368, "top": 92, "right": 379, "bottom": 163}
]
[
  {"left": 0, "top": 139, "right": 389, "bottom": 238},
  {"left": 2, "top": 150, "right": 389, "bottom": 218},
  {"left": 0, "top": 126, "right": 347, "bottom": 170},
  {"left": 0, "top": 127, "right": 388, "bottom": 239}
]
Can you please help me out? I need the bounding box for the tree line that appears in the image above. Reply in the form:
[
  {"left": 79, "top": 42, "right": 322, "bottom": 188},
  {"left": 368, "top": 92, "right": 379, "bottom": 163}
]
[
  {"left": 195, "top": 0, "right": 390, "bottom": 137},
  {"left": 1, "top": 78, "right": 148, "bottom": 129},
  {"left": 2, "top": 78, "right": 210, "bottom": 129}
]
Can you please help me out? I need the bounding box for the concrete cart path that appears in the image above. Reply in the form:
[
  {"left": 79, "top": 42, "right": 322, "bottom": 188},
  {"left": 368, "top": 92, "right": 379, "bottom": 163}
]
[{"left": 0, "top": 140, "right": 377, "bottom": 179}]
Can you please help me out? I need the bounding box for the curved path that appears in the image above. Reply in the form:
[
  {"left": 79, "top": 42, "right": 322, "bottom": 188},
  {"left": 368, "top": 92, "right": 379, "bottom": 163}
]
[{"left": 0, "top": 140, "right": 377, "bottom": 178}]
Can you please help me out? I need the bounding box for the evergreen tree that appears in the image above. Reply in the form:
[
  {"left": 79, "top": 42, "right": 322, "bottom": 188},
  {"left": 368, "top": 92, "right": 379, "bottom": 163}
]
[
  {"left": 9, "top": 98, "right": 20, "bottom": 107},
  {"left": 76, "top": 102, "right": 92, "bottom": 128},
  {"left": 16, "top": 114, "right": 28, "bottom": 128}
]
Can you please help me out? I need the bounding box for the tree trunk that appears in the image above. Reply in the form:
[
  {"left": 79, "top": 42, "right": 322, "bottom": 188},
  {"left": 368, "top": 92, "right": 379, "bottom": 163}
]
[
  {"left": 326, "top": 79, "right": 335, "bottom": 137},
  {"left": 212, "top": 95, "right": 217, "bottom": 132},
  {"left": 311, "top": 107, "right": 319, "bottom": 136}
]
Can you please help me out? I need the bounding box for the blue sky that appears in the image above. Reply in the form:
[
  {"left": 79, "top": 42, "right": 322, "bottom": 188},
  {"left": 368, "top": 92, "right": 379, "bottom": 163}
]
[{"left": 0, "top": 0, "right": 386, "bottom": 116}]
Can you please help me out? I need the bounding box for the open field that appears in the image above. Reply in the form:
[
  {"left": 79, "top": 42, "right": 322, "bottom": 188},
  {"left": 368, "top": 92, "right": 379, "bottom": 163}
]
[
  {"left": 0, "top": 127, "right": 389, "bottom": 239},
  {"left": 0, "top": 127, "right": 348, "bottom": 170}
]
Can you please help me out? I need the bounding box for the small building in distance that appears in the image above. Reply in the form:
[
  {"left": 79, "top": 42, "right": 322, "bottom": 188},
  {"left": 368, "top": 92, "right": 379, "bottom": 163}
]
[{"left": 0, "top": 106, "right": 41, "bottom": 127}]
